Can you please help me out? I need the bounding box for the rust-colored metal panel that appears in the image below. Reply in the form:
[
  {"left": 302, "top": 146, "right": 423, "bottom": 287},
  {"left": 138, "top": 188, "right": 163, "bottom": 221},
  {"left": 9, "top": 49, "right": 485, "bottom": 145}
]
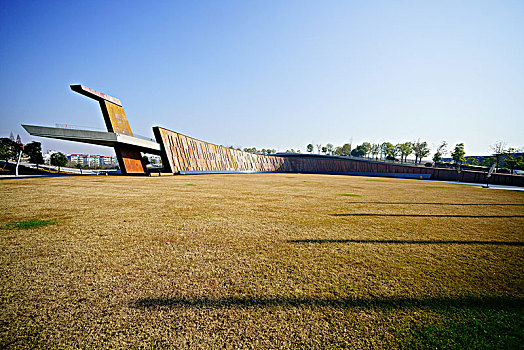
[
  {"left": 153, "top": 126, "right": 286, "bottom": 173},
  {"left": 115, "top": 147, "right": 145, "bottom": 174},
  {"left": 101, "top": 101, "right": 133, "bottom": 136}
]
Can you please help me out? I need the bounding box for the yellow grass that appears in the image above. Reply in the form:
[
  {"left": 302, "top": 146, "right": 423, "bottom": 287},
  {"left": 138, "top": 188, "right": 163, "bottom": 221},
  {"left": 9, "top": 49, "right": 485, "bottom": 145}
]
[{"left": 1, "top": 174, "right": 523, "bottom": 348}]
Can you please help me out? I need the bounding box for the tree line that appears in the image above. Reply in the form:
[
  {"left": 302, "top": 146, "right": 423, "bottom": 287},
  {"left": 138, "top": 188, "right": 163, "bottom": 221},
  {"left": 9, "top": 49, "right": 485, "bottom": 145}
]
[
  {"left": 305, "top": 140, "right": 524, "bottom": 171},
  {"left": 306, "top": 140, "right": 432, "bottom": 164},
  {"left": 1, "top": 136, "right": 69, "bottom": 172}
]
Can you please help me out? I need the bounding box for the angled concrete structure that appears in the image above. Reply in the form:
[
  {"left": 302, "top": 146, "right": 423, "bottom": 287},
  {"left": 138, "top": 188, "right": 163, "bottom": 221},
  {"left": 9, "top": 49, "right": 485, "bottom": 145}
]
[{"left": 21, "top": 125, "right": 161, "bottom": 153}]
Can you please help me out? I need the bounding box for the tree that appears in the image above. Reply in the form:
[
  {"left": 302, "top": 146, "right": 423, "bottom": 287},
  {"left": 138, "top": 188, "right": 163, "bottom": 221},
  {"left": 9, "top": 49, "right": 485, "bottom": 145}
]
[
  {"left": 466, "top": 157, "right": 479, "bottom": 165},
  {"left": 432, "top": 141, "right": 447, "bottom": 166},
  {"left": 24, "top": 142, "right": 44, "bottom": 170},
  {"left": 361, "top": 142, "right": 371, "bottom": 158},
  {"left": 516, "top": 156, "right": 524, "bottom": 170},
  {"left": 503, "top": 148, "right": 518, "bottom": 172},
  {"left": 316, "top": 144, "right": 322, "bottom": 154},
  {"left": 481, "top": 157, "right": 496, "bottom": 167},
  {"left": 396, "top": 142, "right": 413, "bottom": 163},
  {"left": 340, "top": 143, "right": 351, "bottom": 156},
  {"left": 351, "top": 144, "right": 367, "bottom": 157},
  {"left": 490, "top": 141, "right": 506, "bottom": 171},
  {"left": 0, "top": 137, "right": 19, "bottom": 169},
  {"left": 326, "top": 143, "right": 334, "bottom": 155},
  {"left": 412, "top": 140, "right": 430, "bottom": 164},
  {"left": 450, "top": 143, "right": 466, "bottom": 165},
  {"left": 380, "top": 142, "right": 396, "bottom": 159},
  {"left": 306, "top": 144, "right": 313, "bottom": 153},
  {"left": 50, "top": 152, "right": 68, "bottom": 173},
  {"left": 332, "top": 146, "right": 342, "bottom": 155},
  {"left": 370, "top": 144, "right": 380, "bottom": 160},
  {"left": 321, "top": 146, "right": 327, "bottom": 154}
]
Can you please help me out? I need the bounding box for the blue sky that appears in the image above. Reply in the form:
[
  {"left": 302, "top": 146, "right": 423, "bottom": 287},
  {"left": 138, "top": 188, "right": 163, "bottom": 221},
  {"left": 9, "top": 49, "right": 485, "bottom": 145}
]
[{"left": 1, "top": 0, "right": 523, "bottom": 156}]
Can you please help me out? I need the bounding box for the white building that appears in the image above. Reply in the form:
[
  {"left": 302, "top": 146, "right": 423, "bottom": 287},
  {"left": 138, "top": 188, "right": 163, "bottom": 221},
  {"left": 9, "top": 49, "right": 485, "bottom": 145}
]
[{"left": 67, "top": 154, "right": 117, "bottom": 168}]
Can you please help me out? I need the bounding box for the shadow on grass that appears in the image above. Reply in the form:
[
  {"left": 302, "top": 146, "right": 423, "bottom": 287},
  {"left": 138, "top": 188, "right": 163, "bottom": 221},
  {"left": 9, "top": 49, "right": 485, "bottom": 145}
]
[
  {"left": 331, "top": 213, "right": 524, "bottom": 218},
  {"left": 131, "top": 295, "right": 523, "bottom": 310},
  {"left": 287, "top": 239, "right": 524, "bottom": 246},
  {"left": 342, "top": 202, "right": 524, "bottom": 206}
]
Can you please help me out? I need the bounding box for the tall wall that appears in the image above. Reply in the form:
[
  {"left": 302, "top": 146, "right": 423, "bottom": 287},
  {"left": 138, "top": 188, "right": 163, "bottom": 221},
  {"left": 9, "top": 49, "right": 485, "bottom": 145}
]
[{"left": 153, "top": 127, "right": 288, "bottom": 173}]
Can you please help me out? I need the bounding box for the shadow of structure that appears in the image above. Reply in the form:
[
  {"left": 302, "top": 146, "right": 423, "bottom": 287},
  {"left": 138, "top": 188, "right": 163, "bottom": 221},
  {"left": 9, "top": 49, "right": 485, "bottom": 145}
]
[
  {"left": 287, "top": 239, "right": 524, "bottom": 246},
  {"left": 330, "top": 214, "right": 524, "bottom": 218},
  {"left": 131, "top": 295, "right": 523, "bottom": 310},
  {"left": 342, "top": 202, "right": 524, "bottom": 206}
]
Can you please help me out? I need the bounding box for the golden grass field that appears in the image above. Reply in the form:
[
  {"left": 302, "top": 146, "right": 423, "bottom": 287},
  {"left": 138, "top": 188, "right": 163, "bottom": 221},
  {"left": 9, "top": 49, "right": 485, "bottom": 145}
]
[{"left": 1, "top": 173, "right": 523, "bottom": 349}]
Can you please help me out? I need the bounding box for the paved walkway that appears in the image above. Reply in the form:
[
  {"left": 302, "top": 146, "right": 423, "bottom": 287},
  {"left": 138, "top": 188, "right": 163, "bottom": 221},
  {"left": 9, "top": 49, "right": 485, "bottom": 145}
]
[{"left": 427, "top": 180, "right": 524, "bottom": 192}]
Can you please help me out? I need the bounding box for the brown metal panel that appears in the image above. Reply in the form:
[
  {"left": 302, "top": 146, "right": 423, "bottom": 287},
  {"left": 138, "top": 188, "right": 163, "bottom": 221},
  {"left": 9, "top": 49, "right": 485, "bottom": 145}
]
[
  {"left": 115, "top": 147, "right": 144, "bottom": 174},
  {"left": 101, "top": 101, "right": 133, "bottom": 136}
]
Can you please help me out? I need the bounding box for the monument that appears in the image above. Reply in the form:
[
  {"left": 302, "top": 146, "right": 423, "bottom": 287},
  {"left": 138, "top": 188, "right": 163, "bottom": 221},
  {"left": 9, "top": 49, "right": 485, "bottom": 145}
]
[{"left": 22, "top": 84, "right": 523, "bottom": 186}]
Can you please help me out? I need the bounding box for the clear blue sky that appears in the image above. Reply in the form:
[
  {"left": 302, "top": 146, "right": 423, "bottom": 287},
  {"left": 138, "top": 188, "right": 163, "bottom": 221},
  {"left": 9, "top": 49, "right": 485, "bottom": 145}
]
[{"left": 1, "top": 0, "right": 523, "bottom": 157}]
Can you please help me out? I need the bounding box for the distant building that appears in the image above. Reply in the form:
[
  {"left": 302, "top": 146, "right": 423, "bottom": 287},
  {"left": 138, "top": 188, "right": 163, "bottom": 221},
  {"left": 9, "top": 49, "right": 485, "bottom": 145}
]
[
  {"left": 43, "top": 150, "right": 58, "bottom": 164},
  {"left": 67, "top": 154, "right": 117, "bottom": 167}
]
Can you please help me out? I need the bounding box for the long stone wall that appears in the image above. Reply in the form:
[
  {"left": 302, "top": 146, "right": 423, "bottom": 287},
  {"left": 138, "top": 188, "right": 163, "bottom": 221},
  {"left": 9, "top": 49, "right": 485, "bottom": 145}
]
[
  {"left": 278, "top": 155, "right": 524, "bottom": 186},
  {"left": 153, "top": 126, "right": 524, "bottom": 186}
]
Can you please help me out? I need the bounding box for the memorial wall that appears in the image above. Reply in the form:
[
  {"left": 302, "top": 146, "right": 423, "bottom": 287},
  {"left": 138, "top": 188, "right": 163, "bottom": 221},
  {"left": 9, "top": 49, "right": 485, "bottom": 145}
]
[{"left": 153, "top": 126, "right": 289, "bottom": 173}]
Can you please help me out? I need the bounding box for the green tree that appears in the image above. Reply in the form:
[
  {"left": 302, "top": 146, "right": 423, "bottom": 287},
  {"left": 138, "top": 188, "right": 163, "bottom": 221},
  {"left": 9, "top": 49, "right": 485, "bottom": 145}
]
[
  {"left": 516, "top": 156, "right": 524, "bottom": 170},
  {"left": 351, "top": 144, "right": 367, "bottom": 157},
  {"left": 361, "top": 142, "right": 371, "bottom": 158},
  {"left": 466, "top": 157, "right": 479, "bottom": 165},
  {"left": 340, "top": 143, "right": 352, "bottom": 156},
  {"left": 481, "top": 157, "right": 496, "bottom": 167},
  {"left": 306, "top": 144, "right": 313, "bottom": 153},
  {"left": 413, "top": 140, "right": 430, "bottom": 164},
  {"left": 326, "top": 143, "right": 334, "bottom": 155},
  {"left": 490, "top": 141, "right": 506, "bottom": 171},
  {"left": 380, "top": 142, "right": 396, "bottom": 159},
  {"left": 24, "top": 141, "right": 44, "bottom": 170},
  {"left": 396, "top": 142, "right": 413, "bottom": 163},
  {"left": 502, "top": 148, "right": 518, "bottom": 172},
  {"left": 321, "top": 146, "right": 327, "bottom": 154},
  {"left": 450, "top": 143, "right": 466, "bottom": 165},
  {"left": 50, "top": 152, "right": 68, "bottom": 173},
  {"left": 432, "top": 141, "right": 447, "bottom": 167},
  {"left": 370, "top": 143, "right": 380, "bottom": 160},
  {"left": 0, "top": 137, "right": 18, "bottom": 168}
]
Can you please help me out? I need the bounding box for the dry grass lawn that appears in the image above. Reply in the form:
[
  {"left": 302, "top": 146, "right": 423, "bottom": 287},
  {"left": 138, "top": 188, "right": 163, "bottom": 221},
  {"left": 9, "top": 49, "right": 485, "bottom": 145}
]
[{"left": 1, "top": 173, "right": 523, "bottom": 349}]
